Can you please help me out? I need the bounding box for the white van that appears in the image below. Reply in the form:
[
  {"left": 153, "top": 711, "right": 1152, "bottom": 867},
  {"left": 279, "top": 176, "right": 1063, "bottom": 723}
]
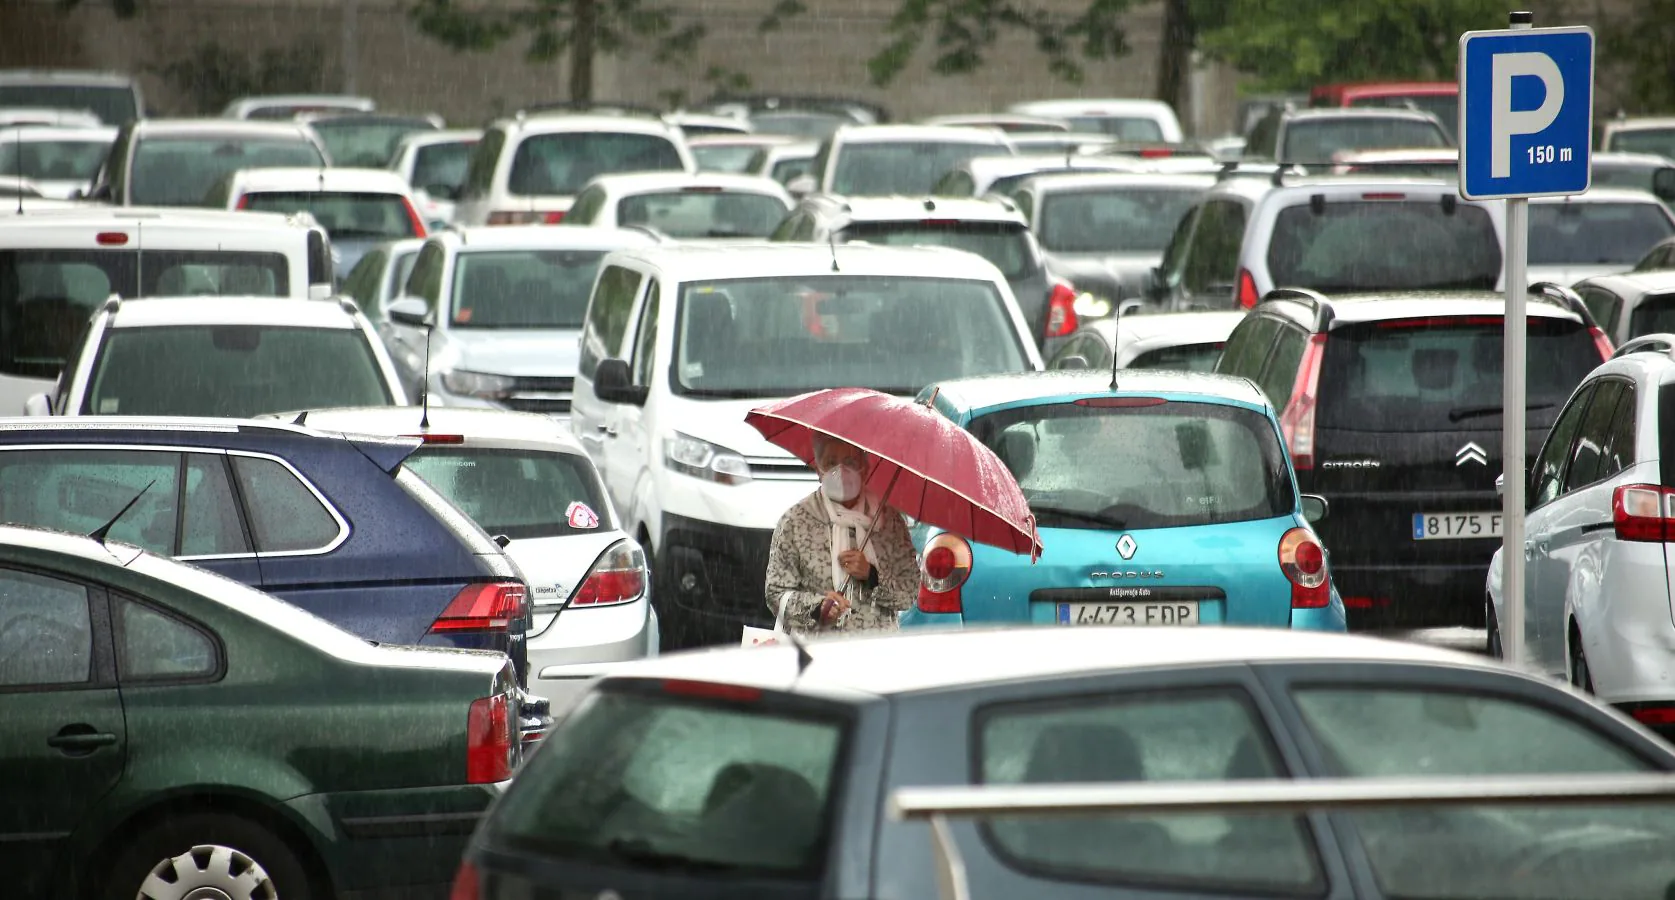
[
  {"left": 0, "top": 206, "right": 334, "bottom": 412},
  {"left": 570, "top": 242, "right": 1043, "bottom": 651}
]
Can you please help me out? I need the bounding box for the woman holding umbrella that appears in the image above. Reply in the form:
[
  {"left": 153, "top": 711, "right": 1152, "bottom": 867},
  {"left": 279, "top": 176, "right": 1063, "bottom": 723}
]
[{"left": 764, "top": 434, "right": 919, "bottom": 633}]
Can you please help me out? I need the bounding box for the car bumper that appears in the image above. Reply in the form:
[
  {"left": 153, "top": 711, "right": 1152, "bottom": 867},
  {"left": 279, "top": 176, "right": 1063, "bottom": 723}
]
[
  {"left": 528, "top": 600, "right": 657, "bottom": 705},
  {"left": 285, "top": 783, "right": 505, "bottom": 899},
  {"left": 657, "top": 512, "right": 775, "bottom": 649},
  {"left": 1331, "top": 561, "right": 1488, "bottom": 627},
  {"left": 901, "top": 593, "right": 1347, "bottom": 631}
]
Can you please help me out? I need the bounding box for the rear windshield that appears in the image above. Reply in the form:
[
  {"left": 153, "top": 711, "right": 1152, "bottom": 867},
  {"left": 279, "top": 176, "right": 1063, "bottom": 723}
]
[
  {"left": 0, "top": 139, "right": 111, "bottom": 182},
  {"left": 1629, "top": 292, "right": 1675, "bottom": 339},
  {"left": 1662, "top": 384, "right": 1675, "bottom": 488},
  {"left": 0, "top": 85, "right": 136, "bottom": 125},
  {"left": 449, "top": 249, "right": 605, "bottom": 329},
  {"left": 1037, "top": 187, "right": 1201, "bottom": 254},
  {"left": 508, "top": 132, "right": 685, "bottom": 196},
  {"left": 1528, "top": 202, "right": 1675, "bottom": 266},
  {"left": 751, "top": 112, "right": 848, "bottom": 140},
  {"left": 84, "top": 325, "right": 391, "bottom": 417},
  {"left": 838, "top": 221, "right": 1036, "bottom": 279},
  {"left": 616, "top": 190, "right": 788, "bottom": 239},
  {"left": 242, "top": 191, "right": 419, "bottom": 241},
  {"left": 403, "top": 447, "right": 606, "bottom": 540},
  {"left": 1267, "top": 201, "right": 1500, "bottom": 292},
  {"left": 0, "top": 248, "right": 289, "bottom": 378},
  {"left": 1128, "top": 342, "right": 1225, "bottom": 373},
  {"left": 1316, "top": 318, "right": 1601, "bottom": 434},
  {"left": 1066, "top": 117, "right": 1164, "bottom": 141},
  {"left": 485, "top": 685, "right": 846, "bottom": 876},
  {"left": 309, "top": 118, "right": 436, "bottom": 168},
  {"left": 130, "top": 137, "right": 326, "bottom": 206},
  {"left": 1282, "top": 118, "right": 1449, "bottom": 163},
  {"left": 967, "top": 400, "right": 1292, "bottom": 531},
  {"left": 1591, "top": 162, "right": 1660, "bottom": 194},
  {"left": 770, "top": 155, "right": 813, "bottom": 184},
  {"left": 1608, "top": 128, "right": 1675, "bottom": 160},
  {"left": 1348, "top": 94, "right": 1459, "bottom": 139},
  {"left": 693, "top": 144, "right": 760, "bottom": 173},
  {"left": 832, "top": 142, "right": 1001, "bottom": 196},
  {"left": 411, "top": 140, "right": 476, "bottom": 199}
]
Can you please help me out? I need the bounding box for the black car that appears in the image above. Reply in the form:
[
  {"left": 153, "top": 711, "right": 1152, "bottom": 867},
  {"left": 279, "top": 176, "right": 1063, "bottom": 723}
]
[{"left": 1214, "top": 284, "right": 1611, "bottom": 627}]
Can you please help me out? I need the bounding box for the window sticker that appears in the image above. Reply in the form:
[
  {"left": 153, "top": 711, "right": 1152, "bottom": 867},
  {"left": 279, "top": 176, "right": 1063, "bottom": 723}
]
[
  {"left": 98, "top": 398, "right": 119, "bottom": 414},
  {"left": 566, "top": 501, "right": 600, "bottom": 529}
]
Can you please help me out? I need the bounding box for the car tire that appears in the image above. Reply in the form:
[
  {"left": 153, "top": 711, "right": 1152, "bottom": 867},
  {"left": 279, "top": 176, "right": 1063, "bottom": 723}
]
[
  {"left": 1569, "top": 627, "right": 1595, "bottom": 693},
  {"left": 104, "top": 812, "right": 313, "bottom": 900},
  {"left": 1486, "top": 600, "right": 1502, "bottom": 659}
]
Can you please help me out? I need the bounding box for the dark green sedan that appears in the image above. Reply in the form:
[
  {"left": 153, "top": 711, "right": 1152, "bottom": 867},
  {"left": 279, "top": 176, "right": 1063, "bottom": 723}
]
[{"left": 0, "top": 524, "right": 519, "bottom": 900}]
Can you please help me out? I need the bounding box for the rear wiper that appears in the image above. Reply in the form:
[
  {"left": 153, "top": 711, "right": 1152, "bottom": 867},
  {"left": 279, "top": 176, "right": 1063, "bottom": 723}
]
[
  {"left": 1030, "top": 504, "right": 1127, "bottom": 530},
  {"left": 1448, "top": 401, "right": 1554, "bottom": 423},
  {"left": 603, "top": 838, "right": 743, "bottom": 873}
]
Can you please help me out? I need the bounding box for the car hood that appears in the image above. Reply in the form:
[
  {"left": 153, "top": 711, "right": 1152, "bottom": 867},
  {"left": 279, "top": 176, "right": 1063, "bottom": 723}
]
[
  {"left": 444, "top": 328, "right": 582, "bottom": 378},
  {"left": 669, "top": 395, "right": 804, "bottom": 462},
  {"left": 1527, "top": 263, "right": 1630, "bottom": 287}
]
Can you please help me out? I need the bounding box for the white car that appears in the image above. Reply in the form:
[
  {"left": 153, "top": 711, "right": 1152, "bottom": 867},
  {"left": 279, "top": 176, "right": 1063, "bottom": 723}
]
[
  {"left": 562, "top": 171, "right": 792, "bottom": 239},
  {"left": 0, "top": 69, "right": 142, "bottom": 125},
  {"left": 1047, "top": 310, "right": 1247, "bottom": 372},
  {"left": 24, "top": 295, "right": 407, "bottom": 417},
  {"left": 1528, "top": 190, "right": 1675, "bottom": 287},
  {"left": 929, "top": 152, "right": 1144, "bottom": 198},
  {"left": 1007, "top": 98, "right": 1185, "bottom": 143},
  {"left": 1486, "top": 334, "right": 1675, "bottom": 738},
  {"left": 268, "top": 405, "right": 659, "bottom": 707},
  {"left": 204, "top": 166, "right": 429, "bottom": 279},
  {"left": 0, "top": 124, "right": 116, "bottom": 198},
  {"left": 1602, "top": 116, "right": 1675, "bottom": 160},
  {"left": 687, "top": 133, "right": 800, "bottom": 173},
  {"left": 789, "top": 124, "right": 1014, "bottom": 197},
  {"left": 752, "top": 139, "right": 819, "bottom": 190},
  {"left": 0, "top": 108, "right": 103, "bottom": 128},
  {"left": 389, "top": 128, "right": 482, "bottom": 225},
  {"left": 222, "top": 94, "right": 377, "bottom": 120}
]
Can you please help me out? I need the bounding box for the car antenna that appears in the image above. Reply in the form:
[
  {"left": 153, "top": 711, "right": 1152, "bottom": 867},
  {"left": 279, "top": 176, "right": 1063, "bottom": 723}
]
[
  {"left": 827, "top": 231, "right": 840, "bottom": 272},
  {"left": 418, "top": 317, "right": 434, "bottom": 430},
  {"left": 1109, "top": 307, "right": 1121, "bottom": 392},
  {"left": 88, "top": 480, "right": 156, "bottom": 545},
  {"left": 292, "top": 410, "right": 309, "bottom": 426}
]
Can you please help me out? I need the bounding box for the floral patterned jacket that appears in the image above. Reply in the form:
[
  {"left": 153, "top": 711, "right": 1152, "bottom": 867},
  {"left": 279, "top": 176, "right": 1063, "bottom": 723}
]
[{"left": 764, "top": 491, "right": 919, "bottom": 635}]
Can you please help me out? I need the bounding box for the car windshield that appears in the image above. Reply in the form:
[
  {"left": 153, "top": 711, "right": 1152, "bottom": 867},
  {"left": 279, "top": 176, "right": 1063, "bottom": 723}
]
[
  {"left": 486, "top": 686, "right": 845, "bottom": 876},
  {"left": 0, "top": 139, "right": 111, "bottom": 181},
  {"left": 1065, "top": 116, "right": 1165, "bottom": 141},
  {"left": 83, "top": 325, "right": 391, "bottom": 417},
  {"left": 615, "top": 190, "right": 788, "bottom": 238},
  {"left": 1267, "top": 201, "right": 1501, "bottom": 291},
  {"left": 1128, "top": 341, "right": 1226, "bottom": 372},
  {"left": 508, "top": 132, "right": 685, "bottom": 196},
  {"left": 1343, "top": 161, "right": 1458, "bottom": 178},
  {"left": 968, "top": 399, "right": 1292, "bottom": 531},
  {"left": 0, "top": 85, "right": 135, "bottom": 124},
  {"left": 1349, "top": 94, "right": 1460, "bottom": 139},
  {"left": 0, "top": 248, "right": 290, "bottom": 378},
  {"left": 410, "top": 140, "right": 476, "bottom": 199},
  {"left": 449, "top": 249, "right": 606, "bottom": 329},
  {"left": 1282, "top": 118, "right": 1449, "bottom": 163},
  {"left": 692, "top": 144, "right": 762, "bottom": 173},
  {"left": 673, "top": 274, "right": 1026, "bottom": 398},
  {"left": 837, "top": 221, "right": 1037, "bottom": 278},
  {"left": 309, "top": 118, "right": 437, "bottom": 168},
  {"left": 1316, "top": 318, "right": 1602, "bottom": 433},
  {"left": 1592, "top": 162, "right": 1660, "bottom": 193},
  {"left": 1038, "top": 187, "right": 1202, "bottom": 254},
  {"left": 241, "top": 191, "right": 419, "bottom": 241},
  {"left": 831, "top": 142, "right": 1003, "bottom": 195},
  {"left": 1609, "top": 128, "right": 1675, "bottom": 159},
  {"left": 1529, "top": 202, "right": 1675, "bottom": 266},
  {"left": 130, "top": 137, "right": 326, "bottom": 206},
  {"left": 403, "top": 447, "right": 608, "bottom": 540}
]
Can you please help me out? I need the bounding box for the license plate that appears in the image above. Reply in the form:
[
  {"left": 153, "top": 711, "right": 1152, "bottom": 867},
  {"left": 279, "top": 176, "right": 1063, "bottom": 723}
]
[
  {"left": 1058, "top": 601, "right": 1200, "bottom": 626},
  {"left": 1412, "top": 512, "right": 1503, "bottom": 540}
]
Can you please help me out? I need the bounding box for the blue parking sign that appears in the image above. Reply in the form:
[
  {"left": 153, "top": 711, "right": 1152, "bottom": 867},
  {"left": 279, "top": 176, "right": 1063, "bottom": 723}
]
[{"left": 1458, "top": 26, "right": 1594, "bottom": 200}]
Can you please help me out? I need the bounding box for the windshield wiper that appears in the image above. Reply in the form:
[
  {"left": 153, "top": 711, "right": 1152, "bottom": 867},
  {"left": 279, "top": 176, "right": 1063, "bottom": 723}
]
[
  {"left": 1030, "top": 504, "right": 1127, "bottom": 530},
  {"left": 603, "top": 838, "right": 744, "bottom": 873},
  {"left": 1448, "top": 401, "right": 1555, "bottom": 423}
]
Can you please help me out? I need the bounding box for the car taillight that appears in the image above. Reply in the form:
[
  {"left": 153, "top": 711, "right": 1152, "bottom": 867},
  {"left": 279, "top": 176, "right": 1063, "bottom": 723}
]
[
  {"left": 1237, "top": 268, "right": 1259, "bottom": 308},
  {"left": 569, "top": 540, "right": 646, "bottom": 607},
  {"left": 430, "top": 581, "right": 527, "bottom": 634},
  {"left": 449, "top": 860, "right": 480, "bottom": 900},
  {"left": 1278, "top": 334, "right": 1327, "bottom": 470},
  {"left": 1279, "top": 527, "right": 1329, "bottom": 608},
  {"left": 402, "top": 198, "right": 429, "bottom": 238},
  {"left": 1046, "top": 282, "right": 1079, "bottom": 338},
  {"left": 1139, "top": 147, "right": 1174, "bottom": 159},
  {"left": 1613, "top": 484, "right": 1675, "bottom": 542},
  {"left": 466, "top": 693, "right": 514, "bottom": 783},
  {"left": 1591, "top": 325, "right": 1614, "bottom": 360},
  {"left": 234, "top": 194, "right": 252, "bottom": 210},
  {"left": 486, "top": 210, "right": 546, "bottom": 226},
  {"left": 918, "top": 532, "right": 972, "bottom": 614},
  {"left": 543, "top": 210, "right": 566, "bottom": 224},
  {"left": 1629, "top": 705, "right": 1675, "bottom": 726}
]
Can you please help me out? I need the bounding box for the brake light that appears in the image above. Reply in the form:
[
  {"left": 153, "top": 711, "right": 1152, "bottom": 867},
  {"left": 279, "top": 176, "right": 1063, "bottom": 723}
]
[
  {"left": 1378, "top": 315, "right": 1503, "bottom": 329},
  {"left": 918, "top": 532, "right": 972, "bottom": 614},
  {"left": 402, "top": 432, "right": 465, "bottom": 443},
  {"left": 1237, "top": 269, "right": 1259, "bottom": 309},
  {"left": 1629, "top": 705, "right": 1675, "bottom": 726},
  {"left": 570, "top": 541, "right": 646, "bottom": 607},
  {"left": 1361, "top": 192, "right": 1407, "bottom": 200},
  {"left": 95, "top": 231, "right": 129, "bottom": 245},
  {"left": 465, "top": 693, "right": 514, "bottom": 783},
  {"left": 235, "top": 194, "right": 252, "bottom": 210},
  {"left": 921, "top": 218, "right": 961, "bottom": 225},
  {"left": 662, "top": 679, "right": 763, "bottom": 702},
  {"left": 1046, "top": 282, "right": 1079, "bottom": 338},
  {"left": 429, "top": 582, "right": 527, "bottom": 633},
  {"left": 1613, "top": 484, "right": 1675, "bottom": 542},
  {"left": 402, "top": 197, "right": 429, "bottom": 238},
  {"left": 682, "top": 185, "right": 725, "bottom": 193},
  {"left": 1075, "top": 396, "right": 1168, "bottom": 407},
  {"left": 1139, "top": 147, "right": 1174, "bottom": 159},
  {"left": 449, "top": 860, "right": 480, "bottom": 900},
  {"left": 1278, "top": 334, "right": 1327, "bottom": 470},
  {"left": 543, "top": 210, "right": 566, "bottom": 224},
  {"left": 1279, "top": 527, "right": 1329, "bottom": 608},
  {"left": 1591, "top": 325, "right": 1614, "bottom": 360},
  {"left": 486, "top": 210, "right": 550, "bottom": 226}
]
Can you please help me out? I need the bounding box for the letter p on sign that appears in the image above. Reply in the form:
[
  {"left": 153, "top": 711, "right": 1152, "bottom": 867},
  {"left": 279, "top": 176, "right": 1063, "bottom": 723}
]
[
  {"left": 1459, "top": 25, "right": 1593, "bottom": 200},
  {"left": 1491, "top": 52, "right": 1563, "bottom": 178}
]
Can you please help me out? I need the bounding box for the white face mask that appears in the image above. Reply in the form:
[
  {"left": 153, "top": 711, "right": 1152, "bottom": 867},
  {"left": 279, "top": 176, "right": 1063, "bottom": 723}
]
[{"left": 820, "top": 466, "right": 863, "bottom": 503}]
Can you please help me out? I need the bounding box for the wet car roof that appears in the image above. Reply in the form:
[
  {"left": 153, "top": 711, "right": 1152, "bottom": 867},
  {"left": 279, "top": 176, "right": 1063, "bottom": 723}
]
[{"left": 924, "top": 367, "right": 1269, "bottom": 411}]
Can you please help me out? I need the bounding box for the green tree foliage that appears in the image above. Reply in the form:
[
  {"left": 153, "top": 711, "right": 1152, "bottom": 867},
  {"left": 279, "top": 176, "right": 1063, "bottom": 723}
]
[
  {"left": 1598, "top": 0, "right": 1675, "bottom": 114},
  {"left": 153, "top": 40, "right": 327, "bottom": 115},
  {"left": 857, "top": 0, "right": 1136, "bottom": 87}
]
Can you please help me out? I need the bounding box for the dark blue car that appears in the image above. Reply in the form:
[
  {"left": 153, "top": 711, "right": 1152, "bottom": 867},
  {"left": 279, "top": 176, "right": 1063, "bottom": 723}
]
[{"left": 0, "top": 417, "right": 531, "bottom": 680}]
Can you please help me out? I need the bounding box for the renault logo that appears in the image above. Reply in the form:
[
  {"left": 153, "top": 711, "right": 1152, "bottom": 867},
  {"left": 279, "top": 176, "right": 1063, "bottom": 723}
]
[
  {"left": 1456, "top": 442, "right": 1488, "bottom": 467},
  {"left": 1116, "top": 534, "right": 1138, "bottom": 559}
]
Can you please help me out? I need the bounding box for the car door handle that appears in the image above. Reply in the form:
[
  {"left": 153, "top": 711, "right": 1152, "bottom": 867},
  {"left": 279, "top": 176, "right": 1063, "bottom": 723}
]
[{"left": 48, "top": 725, "right": 116, "bottom": 753}]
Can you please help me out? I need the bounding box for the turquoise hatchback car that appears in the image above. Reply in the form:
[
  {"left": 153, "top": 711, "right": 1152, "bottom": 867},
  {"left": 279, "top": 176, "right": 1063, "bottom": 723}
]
[{"left": 903, "top": 370, "right": 1346, "bottom": 631}]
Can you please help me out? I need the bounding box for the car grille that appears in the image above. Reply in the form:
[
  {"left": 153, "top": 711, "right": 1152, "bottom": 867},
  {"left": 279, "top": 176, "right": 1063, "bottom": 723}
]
[
  {"left": 743, "top": 456, "right": 815, "bottom": 481},
  {"left": 502, "top": 376, "right": 574, "bottom": 415}
]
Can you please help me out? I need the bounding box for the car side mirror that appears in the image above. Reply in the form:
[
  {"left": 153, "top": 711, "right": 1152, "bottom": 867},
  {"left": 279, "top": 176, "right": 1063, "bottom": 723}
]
[
  {"left": 593, "top": 358, "right": 648, "bottom": 406},
  {"left": 1056, "top": 354, "right": 1090, "bottom": 370},
  {"left": 1495, "top": 473, "right": 1505, "bottom": 496},
  {"left": 1655, "top": 168, "right": 1675, "bottom": 204},
  {"left": 23, "top": 393, "right": 52, "bottom": 417},
  {"left": 786, "top": 174, "right": 817, "bottom": 197},
  {"left": 1300, "top": 494, "right": 1328, "bottom": 523},
  {"left": 387, "top": 296, "right": 431, "bottom": 327}
]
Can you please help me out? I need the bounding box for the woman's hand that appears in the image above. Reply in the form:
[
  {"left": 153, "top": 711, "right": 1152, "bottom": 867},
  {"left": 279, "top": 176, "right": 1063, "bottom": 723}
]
[
  {"left": 819, "top": 591, "right": 850, "bottom": 625},
  {"left": 838, "top": 549, "right": 872, "bottom": 581}
]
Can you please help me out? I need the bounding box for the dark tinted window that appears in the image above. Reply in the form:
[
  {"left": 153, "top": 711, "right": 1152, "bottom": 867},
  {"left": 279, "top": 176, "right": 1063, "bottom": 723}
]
[
  {"left": 462, "top": 128, "right": 506, "bottom": 198},
  {"left": 616, "top": 190, "right": 788, "bottom": 239},
  {"left": 487, "top": 687, "right": 845, "bottom": 876},
  {"left": 1604, "top": 382, "right": 1639, "bottom": 480},
  {"left": 1127, "top": 341, "right": 1223, "bottom": 372},
  {"left": 1529, "top": 202, "right": 1675, "bottom": 266},
  {"left": 578, "top": 265, "right": 642, "bottom": 378},
  {"left": 1037, "top": 187, "right": 1202, "bottom": 254},
  {"left": 0, "top": 569, "right": 91, "bottom": 686},
  {"left": 1660, "top": 383, "right": 1675, "bottom": 487},
  {"left": 405, "top": 448, "right": 607, "bottom": 540},
  {"left": 1533, "top": 382, "right": 1593, "bottom": 507},
  {"left": 838, "top": 221, "right": 1037, "bottom": 278},
  {"left": 129, "top": 136, "right": 325, "bottom": 206},
  {"left": 691, "top": 144, "right": 761, "bottom": 173},
  {"left": 242, "top": 191, "right": 419, "bottom": 241},
  {"left": 1214, "top": 314, "right": 1280, "bottom": 379},
  {"left": 231, "top": 455, "right": 341, "bottom": 552},
  {"left": 508, "top": 132, "right": 684, "bottom": 196},
  {"left": 1317, "top": 318, "right": 1601, "bottom": 434},
  {"left": 831, "top": 141, "right": 1001, "bottom": 195},
  {"left": 1183, "top": 199, "right": 1245, "bottom": 296},
  {"left": 1268, "top": 201, "right": 1500, "bottom": 291},
  {"left": 1280, "top": 117, "right": 1449, "bottom": 162},
  {"left": 85, "top": 325, "right": 392, "bottom": 417},
  {"left": 1564, "top": 379, "right": 1625, "bottom": 491},
  {"left": 770, "top": 155, "right": 813, "bottom": 184},
  {"left": 308, "top": 117, "right": 436, "bottom": 168},
  {"left": 116, "top": 600, "right": 216, "bottom": 680},
  {"left": 969, "top": 400, "right": 1291, "bottom": 531},
  {"left": 450, "top": 249, "right": 605, "bottom": 329},
  {"left": 0, "top": 84, "right": 136, "bottom": 124},
  {"left": 411, "top": 140, "right": 475, "bottom": 199},
  {"left": 1609, "top": 128, "right": 1675, "bottom": 159},
  {"left": 1066, "top": 116, "right": 1164, "bottom": 141},
  {"left": 0, "top": 139, "right": 113, "bottom": 181}
]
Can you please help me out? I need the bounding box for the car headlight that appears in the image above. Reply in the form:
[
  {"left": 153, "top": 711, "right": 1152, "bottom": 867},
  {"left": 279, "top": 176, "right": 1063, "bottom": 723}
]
[
  {"left": 664, "top": 433, "right": 752, "bottom": 485},
  {"left": 441, "top": 368, "right": 516, "bottom": 400}
]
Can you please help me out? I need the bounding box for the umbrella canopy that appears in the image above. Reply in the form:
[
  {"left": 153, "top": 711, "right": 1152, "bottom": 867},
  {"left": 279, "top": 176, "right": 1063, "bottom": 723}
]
[{"left": 746, "top": 387, "right": 1042, "bottom": 558}]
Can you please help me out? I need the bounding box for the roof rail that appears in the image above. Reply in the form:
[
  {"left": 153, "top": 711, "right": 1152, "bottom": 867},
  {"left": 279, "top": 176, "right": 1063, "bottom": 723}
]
[
  {"left": 1261, "top": 286, "right": 1333, "bottom": 330},
  {"left": 1613, "top": 334, "right": 1675, "bottom": 359},
  {"left": 1528, "top": 281, "right": 1593, "bottom": 321},
  {"left": 101, "top": 293, "right": 121, "bottom": 314}
]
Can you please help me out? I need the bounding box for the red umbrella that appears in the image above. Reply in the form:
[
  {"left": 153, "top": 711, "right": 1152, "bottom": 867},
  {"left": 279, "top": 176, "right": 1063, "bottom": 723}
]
[{"left": 745, "top": 387, "right": 1042, "bottom": 560}]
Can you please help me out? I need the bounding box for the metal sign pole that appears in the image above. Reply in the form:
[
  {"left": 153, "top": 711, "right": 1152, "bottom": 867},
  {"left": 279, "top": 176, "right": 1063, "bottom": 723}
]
[{"left": 1501, "top": 9, "right": 1534, "bottom": 669}]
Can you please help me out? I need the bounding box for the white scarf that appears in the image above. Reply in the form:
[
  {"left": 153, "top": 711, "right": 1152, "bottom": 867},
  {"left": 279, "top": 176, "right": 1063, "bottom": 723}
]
[{"left": 819, "top": 490, "right": 881, "bottom": 595}]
